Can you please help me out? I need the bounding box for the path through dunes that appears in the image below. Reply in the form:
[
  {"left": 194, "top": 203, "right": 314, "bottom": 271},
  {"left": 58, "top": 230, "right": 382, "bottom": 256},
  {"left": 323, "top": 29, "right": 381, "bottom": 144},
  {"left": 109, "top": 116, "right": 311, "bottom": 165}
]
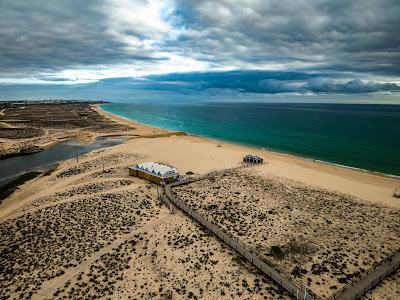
[{"left": 33, "top": 215, "right": 170, "bottom": 299}]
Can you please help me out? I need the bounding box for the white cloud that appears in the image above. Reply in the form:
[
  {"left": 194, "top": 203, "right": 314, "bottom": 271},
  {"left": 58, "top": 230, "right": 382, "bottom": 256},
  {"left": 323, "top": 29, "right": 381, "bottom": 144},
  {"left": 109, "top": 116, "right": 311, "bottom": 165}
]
[
  {"left": 102, "top": 0, "right": 180, "bottom": 54},
  {"left": 6, "top": 54, "right": 212, "bottom": 84}
]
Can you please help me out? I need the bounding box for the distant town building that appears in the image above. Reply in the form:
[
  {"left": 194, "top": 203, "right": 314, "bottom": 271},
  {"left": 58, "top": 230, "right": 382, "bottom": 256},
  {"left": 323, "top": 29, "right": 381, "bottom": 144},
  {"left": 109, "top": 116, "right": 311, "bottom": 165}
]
[
  {"left": 129, "top": 162, "right": 179, "bottom": 184},
  {"left": 243, "top": 154, "right": 263, "bottom": 164}
]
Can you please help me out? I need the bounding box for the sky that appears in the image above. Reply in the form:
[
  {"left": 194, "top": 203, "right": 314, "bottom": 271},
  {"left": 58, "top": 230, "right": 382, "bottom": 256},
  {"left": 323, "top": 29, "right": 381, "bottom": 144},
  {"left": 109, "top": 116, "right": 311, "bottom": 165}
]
[{"left": 0, "top": 0, "right": 399, "bottom": 102}]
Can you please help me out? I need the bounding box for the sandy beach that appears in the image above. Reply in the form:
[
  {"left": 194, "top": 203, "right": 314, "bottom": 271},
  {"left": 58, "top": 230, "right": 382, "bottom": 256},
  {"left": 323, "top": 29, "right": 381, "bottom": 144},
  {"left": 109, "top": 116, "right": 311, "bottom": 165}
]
[
  {"left": 0, "top": 103, "right": 399, "bottom": 299},
  {"left": 94, "top": 104, "right": 400, "bottom": 209}
]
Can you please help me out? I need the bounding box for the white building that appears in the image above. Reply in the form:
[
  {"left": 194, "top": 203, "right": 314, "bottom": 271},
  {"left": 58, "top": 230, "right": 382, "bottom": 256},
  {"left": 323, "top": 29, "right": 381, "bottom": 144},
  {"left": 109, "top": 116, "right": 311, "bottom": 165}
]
[{"left": 128, "top": 162, "right": 179, "bottom": 184}]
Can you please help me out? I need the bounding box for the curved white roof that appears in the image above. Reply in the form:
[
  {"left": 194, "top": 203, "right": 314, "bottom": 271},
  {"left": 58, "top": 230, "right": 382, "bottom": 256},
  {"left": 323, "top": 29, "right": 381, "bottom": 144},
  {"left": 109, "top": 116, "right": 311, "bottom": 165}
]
[{"left": 129, "top": 162, "right": 178, "bottom": 177}]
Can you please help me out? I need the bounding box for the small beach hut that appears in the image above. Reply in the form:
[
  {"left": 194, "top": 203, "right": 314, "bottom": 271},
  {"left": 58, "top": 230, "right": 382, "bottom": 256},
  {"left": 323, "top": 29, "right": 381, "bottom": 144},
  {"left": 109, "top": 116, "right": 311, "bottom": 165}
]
[
  {"left": 243, "top": 154, "right": 263, "bottom": 164},
  {"left": 393, "top": 187, "right": 400, "bottom": 198},
  {"left": 128, "top": 162, "right": 179, "bottom": 184}
]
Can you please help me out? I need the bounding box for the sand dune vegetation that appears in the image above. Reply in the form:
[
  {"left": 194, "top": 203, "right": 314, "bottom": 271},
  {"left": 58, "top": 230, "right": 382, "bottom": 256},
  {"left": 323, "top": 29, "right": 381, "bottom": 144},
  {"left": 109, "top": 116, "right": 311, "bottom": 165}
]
[{"left": 174, "top": 168, "right": 400, "bottom": 299}]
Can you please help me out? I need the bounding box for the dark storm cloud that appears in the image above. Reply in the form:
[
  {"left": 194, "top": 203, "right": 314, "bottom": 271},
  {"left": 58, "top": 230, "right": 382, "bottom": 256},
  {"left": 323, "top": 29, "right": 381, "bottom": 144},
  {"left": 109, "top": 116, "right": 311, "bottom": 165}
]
[
  {"left": 305, "top": 78, "right": 400, "bottom": 93},
  {"left": 0, "top": 0, "right": 164, "bottom": 77},
  {"left": 146, "top": 71, "right": 400, "bottom": 94},
  {"left": 173, "top": 0, "right": 400, "bottom": 76}
]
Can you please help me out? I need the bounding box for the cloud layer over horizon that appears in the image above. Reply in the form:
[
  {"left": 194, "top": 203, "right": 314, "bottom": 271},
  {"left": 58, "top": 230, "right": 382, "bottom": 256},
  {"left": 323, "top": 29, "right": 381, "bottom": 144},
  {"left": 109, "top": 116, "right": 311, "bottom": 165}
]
[{"left": 0, "top": 0, "right": 399, "bottom": 96}]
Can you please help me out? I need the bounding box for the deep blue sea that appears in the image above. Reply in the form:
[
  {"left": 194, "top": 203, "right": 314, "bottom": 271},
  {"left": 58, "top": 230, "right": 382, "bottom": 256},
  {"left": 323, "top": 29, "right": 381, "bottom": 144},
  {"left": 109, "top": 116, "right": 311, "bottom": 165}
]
[{"left": 101, "top": 102, "right": 400, "bottom": 176}]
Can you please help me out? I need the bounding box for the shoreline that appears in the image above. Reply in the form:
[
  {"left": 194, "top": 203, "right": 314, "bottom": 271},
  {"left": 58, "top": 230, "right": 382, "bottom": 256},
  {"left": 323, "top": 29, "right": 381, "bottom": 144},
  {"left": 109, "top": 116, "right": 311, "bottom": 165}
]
[
  {"left": 0, "top": 136, "right": 124, "bottom": 188},
  {"left": 96, "top": 104, "right": 400, "bottom": 183},
  {"left": 92, "top": 104, "right": 171, "bottom": 136},
  {"left": 0, "top": 171, "right": 42, "bottom": 203}
]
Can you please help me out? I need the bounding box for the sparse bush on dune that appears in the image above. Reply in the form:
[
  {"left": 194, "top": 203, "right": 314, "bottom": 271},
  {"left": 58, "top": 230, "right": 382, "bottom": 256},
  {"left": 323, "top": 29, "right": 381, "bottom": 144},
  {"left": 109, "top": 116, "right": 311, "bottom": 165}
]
[
  {"left": 54, "top": 237, "right": 141, "bottom": 299},
  {"left": 174, "top": 169, "right": 400, "bottom": 298},
  {"left": 0, "top": 186, "right": 159, "bottom": 299}
]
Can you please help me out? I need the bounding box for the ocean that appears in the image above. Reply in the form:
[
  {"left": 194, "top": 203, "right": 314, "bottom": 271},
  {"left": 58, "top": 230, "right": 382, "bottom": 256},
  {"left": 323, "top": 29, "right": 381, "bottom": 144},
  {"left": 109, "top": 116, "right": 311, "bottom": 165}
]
[{"left": 101, "top": 102, "right": 400, "bottom": 176}]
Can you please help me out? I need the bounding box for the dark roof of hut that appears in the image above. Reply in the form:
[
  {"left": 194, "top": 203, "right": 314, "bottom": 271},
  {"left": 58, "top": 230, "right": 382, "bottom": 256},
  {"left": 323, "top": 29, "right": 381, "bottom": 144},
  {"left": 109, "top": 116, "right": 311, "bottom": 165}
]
[{"left": 244, "top": 154, "right": 263, "bottom": 160}]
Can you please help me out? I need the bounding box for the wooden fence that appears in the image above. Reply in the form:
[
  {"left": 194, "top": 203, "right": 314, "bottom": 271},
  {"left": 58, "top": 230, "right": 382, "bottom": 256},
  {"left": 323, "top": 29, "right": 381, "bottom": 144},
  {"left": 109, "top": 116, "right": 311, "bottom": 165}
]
[{"left": 164, "top": 184, "right": 317, "bottom": 300}]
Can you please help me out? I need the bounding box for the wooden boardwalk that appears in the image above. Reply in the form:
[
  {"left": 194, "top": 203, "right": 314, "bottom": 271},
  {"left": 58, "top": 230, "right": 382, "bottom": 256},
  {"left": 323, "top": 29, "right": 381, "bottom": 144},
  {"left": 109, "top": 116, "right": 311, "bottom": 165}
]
[
  {"left": 331, "top": 251, "right": 400, "bottom": 300},
  {"left": 164, "top": 183, "right": 317, "bottom": 300}
]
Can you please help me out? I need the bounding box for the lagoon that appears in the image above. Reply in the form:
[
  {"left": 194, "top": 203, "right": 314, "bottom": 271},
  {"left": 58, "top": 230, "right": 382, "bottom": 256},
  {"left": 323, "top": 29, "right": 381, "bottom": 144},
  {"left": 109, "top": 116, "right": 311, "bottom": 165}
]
[{"left": 0, "top": 136, "right": 123, "bottom": 188}]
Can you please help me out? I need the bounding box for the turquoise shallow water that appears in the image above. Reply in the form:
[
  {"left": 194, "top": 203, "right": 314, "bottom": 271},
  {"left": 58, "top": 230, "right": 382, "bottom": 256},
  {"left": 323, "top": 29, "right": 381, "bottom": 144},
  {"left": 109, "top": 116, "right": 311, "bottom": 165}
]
[{"left": 101, "top": 102, "right": 400, "bottom": 176}]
